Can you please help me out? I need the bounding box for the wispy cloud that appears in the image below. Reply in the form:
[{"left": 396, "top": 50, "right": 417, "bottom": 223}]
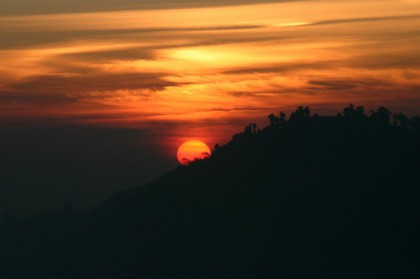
[
  {"left": 1, "top": 0, "right": 420, "bottom": 124},
  {"left": 312, "top": 14, "right": 420, "bottom": 26},
  {"left": 0, "top": 0, "right": 307, "bottom": 15}
]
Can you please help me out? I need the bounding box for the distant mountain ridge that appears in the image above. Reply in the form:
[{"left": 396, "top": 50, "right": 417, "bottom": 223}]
[{"left": 1, "top": 105, "right": 419, "bottom": 278}]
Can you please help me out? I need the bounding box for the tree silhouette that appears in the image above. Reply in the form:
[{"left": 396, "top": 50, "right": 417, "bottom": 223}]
[
  {"left": 252, "top": 123, "right": 257, "bottom": 134},
  {"left": 181, "top": 158, "right": 191, "bottom": 165},
  {"left": 201, "top": 152, "right": 210, "bottom": 159},
  {"left": 244, "top": 124, "right": 252, "bottom": 135},
  {"left": 244, "top": 123, "right": 257, "bottom": 134},
  {"left": 279, "top": 112, "right": 286, "bottom": 123},
  {"left": 343, "top": 104, "right": 356, "bottom": 118},
  {"left": 411, "top": 116, "right": 420, "bottom": 131},
  {"left": 289, "top": 106, "right": 310, "bottom": 121},
  {"left": 268, "top": 112, "right": 287, "bottom": 126},
  {"left": 393, "top": 113, "right": 410, "bottom": 128},
  {"left": 370, "top": 106, "right": 392, "bottom": 125},
  {"left": 268, "top": 113, "right": 280, "bottom": 126},
  {"left": 343, "top": 104, "right": 367, "bottom": 121},
  {"left": 0, "top": 104, "right": 419, "bottom": 278}
]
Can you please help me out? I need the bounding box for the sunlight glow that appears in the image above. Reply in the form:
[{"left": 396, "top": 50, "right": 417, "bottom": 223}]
[{"left": 1, "top": 0, "right": 420, "bottom": 128}]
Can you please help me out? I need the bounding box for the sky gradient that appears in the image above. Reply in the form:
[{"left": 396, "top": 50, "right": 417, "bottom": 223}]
[{"left": 1, "top": 0, "right": 420, "bottom": 214}]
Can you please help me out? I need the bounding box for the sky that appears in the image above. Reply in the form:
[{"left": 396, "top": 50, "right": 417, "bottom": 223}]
[{"left": 1, "top": 0, "right": 420, "bottom": 214}]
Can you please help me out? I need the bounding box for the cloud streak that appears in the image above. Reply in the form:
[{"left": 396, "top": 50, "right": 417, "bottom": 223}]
[
  {"left": 312, "top": 14, "right": 420, "bottom": 26},
  {"left": 1, "top": 0, "right": 420, "bottom": 122},
  {"left": 0, "top": 0, "right": 306, "bottom": 15}
]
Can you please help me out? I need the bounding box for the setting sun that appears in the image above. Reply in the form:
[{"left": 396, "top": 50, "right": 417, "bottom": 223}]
[
  {"left": 177, "top": 140, "right": 211, "bottom": 165},
  {"left": 1, "top": 0, "right": 420, "bottom": 277}
]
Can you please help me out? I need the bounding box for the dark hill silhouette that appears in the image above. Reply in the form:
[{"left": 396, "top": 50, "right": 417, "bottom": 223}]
[{"left": 1, "top": 105, "right": 419, "bottom": 278}]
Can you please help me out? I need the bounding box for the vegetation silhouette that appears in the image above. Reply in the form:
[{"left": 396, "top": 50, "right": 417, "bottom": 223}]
[{"left": 0, "top": 104, "right": 419, "bottom": 278}]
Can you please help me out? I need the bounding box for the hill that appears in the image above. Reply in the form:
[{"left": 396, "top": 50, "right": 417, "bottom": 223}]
[{"left": 1, "top": 105, "right": 419, "bottom": 278}]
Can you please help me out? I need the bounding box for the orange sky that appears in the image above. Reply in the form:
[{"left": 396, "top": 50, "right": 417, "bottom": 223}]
[
  {"left": 1, "top": 0, "right": 420, "bottom": 149},
  {"left": 2, "top": 0, "right": 420, "bottom": 214}
]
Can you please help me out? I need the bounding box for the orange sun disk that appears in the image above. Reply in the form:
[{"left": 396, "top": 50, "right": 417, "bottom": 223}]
[{"left": 177, "top": 140, "right": 211, "bottom": 165}]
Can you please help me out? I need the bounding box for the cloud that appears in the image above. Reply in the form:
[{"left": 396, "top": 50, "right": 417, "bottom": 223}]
[
  {"left": 1, "top": 1, "right": 420, "bottom": 123},
  {"left": 312, "top": 14, "right": 420, "bottom": 26},
  {"left": 308, "top": 79, "right": 360, "bottom": 91},
  {"left": 0, "top": 0, "right": 306, "bottom": 15},
  {"left": 221, "top": 60, "right": 341, "bottom": 75},
  {"left": 0, "top": 71, "right": 178, "bottom": 112},
  {"left": 10, "top": 72, "right": 175, "bottom": 93}
]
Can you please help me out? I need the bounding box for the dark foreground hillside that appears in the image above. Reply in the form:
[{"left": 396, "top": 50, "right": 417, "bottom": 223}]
[{"left": 1, "top": 105, "right": 420, "bottom": 278}]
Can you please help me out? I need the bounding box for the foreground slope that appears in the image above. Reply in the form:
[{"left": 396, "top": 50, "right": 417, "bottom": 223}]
[{"left": 1, "top": 106, "right": 419, "bottom": 278}]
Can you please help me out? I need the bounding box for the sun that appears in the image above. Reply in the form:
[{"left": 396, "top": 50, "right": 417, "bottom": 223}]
[{"left": 177, "top": 140, "right": 211, "bottom": 165}]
